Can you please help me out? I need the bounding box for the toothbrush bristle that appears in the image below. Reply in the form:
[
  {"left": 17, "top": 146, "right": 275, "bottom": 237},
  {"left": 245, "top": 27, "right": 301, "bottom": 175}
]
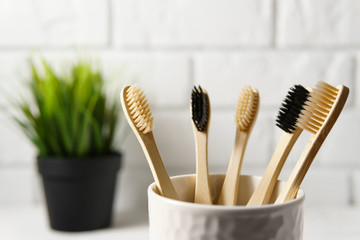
[
  {"left": 125, "top": 85, "right": 154, "bottom": 134},
  {"left": 296, "top": 82, "right": 339, "bottom": 134},
  {"left": 236, "top": 86, "right": 259, "bottom": 131},
  {"left": 276, "top": 85, "right": 310, "bottom": 133},
  {"left": 191, "top": 86, "right": 209, "bottom": 132}
]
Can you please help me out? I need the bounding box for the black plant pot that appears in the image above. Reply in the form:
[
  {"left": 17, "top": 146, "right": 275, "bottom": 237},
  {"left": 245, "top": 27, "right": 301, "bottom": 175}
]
[{"left": 37, "top": 153, "right": 122, "bottom": 231}]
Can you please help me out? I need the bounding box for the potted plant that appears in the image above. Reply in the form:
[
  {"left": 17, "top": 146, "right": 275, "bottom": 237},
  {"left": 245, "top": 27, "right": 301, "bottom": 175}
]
[{"left": 12, "top": 58, "right": 122, "bottom": 231}]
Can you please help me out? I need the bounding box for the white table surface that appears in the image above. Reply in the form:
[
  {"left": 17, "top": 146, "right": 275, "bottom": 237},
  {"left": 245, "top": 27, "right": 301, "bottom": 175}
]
[{"left": 0, "top": 205, "right": 359, "bottom": 240}]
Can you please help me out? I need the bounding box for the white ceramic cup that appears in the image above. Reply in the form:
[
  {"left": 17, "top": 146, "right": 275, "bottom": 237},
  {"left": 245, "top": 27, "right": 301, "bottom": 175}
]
[{"left": 148, "top": 174, "right": 304, "bottom": 240}]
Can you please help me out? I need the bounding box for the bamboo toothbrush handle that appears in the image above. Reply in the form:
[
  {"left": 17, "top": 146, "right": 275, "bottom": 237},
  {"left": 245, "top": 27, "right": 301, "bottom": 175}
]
[
  {"left": 140, "top": 132, "right": 179, "bottom": 200},
  {"left": 247, "top": 129, "right": 302, "bottom": 206},
  {"left": 194, "top": 131, "right": 212, "bottom": 204},
  {"left": 217, "top": 129, "right": 249, "bottom": 205},
  {"left": 275, "top": 86, "right": 349, "bottom": 203},
  {"left": 275, "top": 134, "right": 317, "bottom": 203}
]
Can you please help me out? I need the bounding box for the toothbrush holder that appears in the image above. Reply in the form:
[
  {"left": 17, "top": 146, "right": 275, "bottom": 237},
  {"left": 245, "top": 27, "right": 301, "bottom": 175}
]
[{"left": 148, "top": 174, "right": 304, "bottom": 240}]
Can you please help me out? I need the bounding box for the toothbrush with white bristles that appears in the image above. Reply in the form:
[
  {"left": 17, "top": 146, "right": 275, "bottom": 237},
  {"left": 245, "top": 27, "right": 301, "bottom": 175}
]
[
  {"left": 120, "top": 85, "right": 179, "bottom": 200},
  {"left": 275, "top": 82, "right": 349, "bottom": 203},
  {"left": 217, "top": 86, "right": 259, "bottom": 205},
  {"left": 247, "top": 85, "right": 309, "bottom": 206}
]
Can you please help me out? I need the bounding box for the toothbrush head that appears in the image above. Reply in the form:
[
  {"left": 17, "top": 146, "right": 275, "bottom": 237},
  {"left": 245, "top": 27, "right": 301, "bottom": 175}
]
[
  {"left": 123, "top": 85, "right": 154, "bottom": 134},
  {"left": 191, "top": 86, "right": 210, "bottom": 132},
  {"left": 235, "top": 86, "right": 259, "bottom": 131},
  {"left": 276, "top": 85, "right": 310, "bottom": 133},
  {"left": 296, "top": 82, "right": 349, "bottom": 134}
]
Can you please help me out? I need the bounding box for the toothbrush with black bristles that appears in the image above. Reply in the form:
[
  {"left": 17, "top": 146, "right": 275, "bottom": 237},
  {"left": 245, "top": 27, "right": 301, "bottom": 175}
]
[
  {"left": 247, "top": 85, "right": 310, "bottom": 206},
  {"left": 275, "top": 82, "right": 349, "bottom": 203},
  {"left": 191, "top": 86, "right": 212, "bottom": 204}
]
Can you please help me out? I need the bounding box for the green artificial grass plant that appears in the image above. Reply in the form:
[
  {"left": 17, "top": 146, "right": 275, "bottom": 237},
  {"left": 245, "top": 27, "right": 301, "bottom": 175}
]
[{"left": 13, "top": 59, "right": 120, "bottom": 158}]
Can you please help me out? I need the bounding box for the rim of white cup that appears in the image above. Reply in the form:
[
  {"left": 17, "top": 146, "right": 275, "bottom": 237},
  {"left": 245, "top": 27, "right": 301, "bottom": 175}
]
[{"left": 148, "top": 174, "right": 305, "bottom": 213}]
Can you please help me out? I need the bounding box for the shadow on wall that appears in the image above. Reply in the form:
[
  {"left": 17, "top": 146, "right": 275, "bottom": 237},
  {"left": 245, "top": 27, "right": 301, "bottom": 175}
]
[{"left": 112, "top": 166, "right": 153, "bottom": 228}]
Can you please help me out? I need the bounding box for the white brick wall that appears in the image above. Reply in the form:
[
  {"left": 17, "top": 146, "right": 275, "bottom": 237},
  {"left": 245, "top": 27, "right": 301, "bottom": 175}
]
[
  {"left": 0, "top": 0, "right": 108, "bottom": 46},
  {"left": 0, "top": 167, "right": 36, "bottom": 205},
  {"left": 113, "top": 0, "right": 273, "bottom": 47},
  {"left": 277, "top": 0, "right": 360, "bottom": 47},
  {"left": 0, "top": 0, "right": 359, "bottom": 207}
]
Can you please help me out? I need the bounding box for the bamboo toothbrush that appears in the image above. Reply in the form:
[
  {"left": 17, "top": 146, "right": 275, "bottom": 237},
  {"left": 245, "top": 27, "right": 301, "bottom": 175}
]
[
  {"left": 247, "top": 85, "right": 309, "bottom": 206},
  {"left": 217, "top": 86, "right": 259, "bottom": 205},
  {"left": 275, "top": 82, "right": 349, "bottom": 203},
  {"left": 120, "top": 85, "right": 179, "bottom": 200},
  {"left": 191, "top": 86, "right": 212, "bottom": 204}
]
